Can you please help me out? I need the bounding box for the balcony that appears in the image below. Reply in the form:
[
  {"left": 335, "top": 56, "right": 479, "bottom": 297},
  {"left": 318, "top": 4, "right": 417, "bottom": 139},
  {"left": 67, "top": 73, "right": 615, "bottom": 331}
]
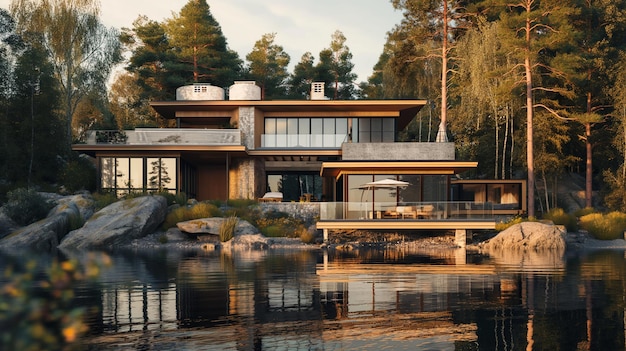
[
  {"left": 261, "top": 134, "right": 348, "bottom": 148},
  {"left": 82, "top": 128, "right": 242, "bottom": 146},
  {"left": 319, "top": 201, "right": 495, "bottom": 221}
]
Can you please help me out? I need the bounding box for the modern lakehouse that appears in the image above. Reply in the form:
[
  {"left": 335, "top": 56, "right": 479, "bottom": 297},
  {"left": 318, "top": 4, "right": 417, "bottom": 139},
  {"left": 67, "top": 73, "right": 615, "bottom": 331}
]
[{"left": 72, "top": 81, "right": 526, "bottom": 243}]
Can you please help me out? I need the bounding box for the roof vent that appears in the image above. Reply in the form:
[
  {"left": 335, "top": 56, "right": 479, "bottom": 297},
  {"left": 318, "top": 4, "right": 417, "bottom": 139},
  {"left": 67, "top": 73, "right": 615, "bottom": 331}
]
[{"left": 311, "top": 82, "right": 327, "bottom": 100}]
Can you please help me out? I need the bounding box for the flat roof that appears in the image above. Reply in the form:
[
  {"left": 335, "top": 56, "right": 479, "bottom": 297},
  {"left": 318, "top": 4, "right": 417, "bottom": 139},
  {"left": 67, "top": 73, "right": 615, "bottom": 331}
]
[
  {"left": 150, "top": 99, "right": 426, "bottom": 129},
  {"left": 320, "top": 160, "right": 478, "bottom": 179}
]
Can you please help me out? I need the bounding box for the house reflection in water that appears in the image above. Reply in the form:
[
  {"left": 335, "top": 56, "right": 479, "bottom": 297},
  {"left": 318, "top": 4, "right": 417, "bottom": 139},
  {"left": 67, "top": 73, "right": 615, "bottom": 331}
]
[{"left": 88, "top": 250, "right": 619, "bottom": 350}]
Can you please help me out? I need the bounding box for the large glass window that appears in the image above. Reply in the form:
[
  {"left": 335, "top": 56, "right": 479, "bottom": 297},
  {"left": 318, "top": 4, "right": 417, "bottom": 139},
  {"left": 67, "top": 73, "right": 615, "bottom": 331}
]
[
  {"left": 263, "top": 117, "right": 349, "bottom": 148},
  {"left": 353, "top": 118, "right": 396, "bottom": 142},
  {"left": 100, "top": 157, "right": 177, "bottom": 195},
  {"left": 266, "top": 173, "right": 323, "bottom": 202}
]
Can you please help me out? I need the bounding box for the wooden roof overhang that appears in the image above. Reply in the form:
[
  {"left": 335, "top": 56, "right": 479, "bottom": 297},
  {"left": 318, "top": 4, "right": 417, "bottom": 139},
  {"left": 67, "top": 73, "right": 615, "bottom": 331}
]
[
  {"left": 150, "top": 100, "right": 426, "bottom": 130},
  {"left": 320, "top": 160, "right": 479, "bottom": 180}
]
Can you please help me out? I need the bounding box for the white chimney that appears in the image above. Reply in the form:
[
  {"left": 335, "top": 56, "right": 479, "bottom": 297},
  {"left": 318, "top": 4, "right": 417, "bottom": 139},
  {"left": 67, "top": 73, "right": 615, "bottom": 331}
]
[
  {"left": 310, "top": 82, "right": 327, "bottom": 100},
  {"left": 176, "top": 83, "right": 224, "bottom": 101}
]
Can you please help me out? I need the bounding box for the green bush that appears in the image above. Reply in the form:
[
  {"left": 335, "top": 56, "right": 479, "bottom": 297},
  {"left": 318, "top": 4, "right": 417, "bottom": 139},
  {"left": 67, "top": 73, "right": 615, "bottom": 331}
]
[
  {"left": 3, "top": 188, "right": 54, "bottom": 226},
  {"left": 59, "top": 156, "right": 97, "bottom": 193},
  {"left": 579, "top": 211, "right": 626, "bottom": 240},
  {"left": 543, "top": 208, "right": 578, "bottom": 232},
  {"left": 261, "top": 224, "right": 284, "bottom": 237},
  {"left": 162, "top": 202, "right": 222, "bottom": 229},
  {"left": 219, "top": 216, "right": 238, "bottom": 242}
]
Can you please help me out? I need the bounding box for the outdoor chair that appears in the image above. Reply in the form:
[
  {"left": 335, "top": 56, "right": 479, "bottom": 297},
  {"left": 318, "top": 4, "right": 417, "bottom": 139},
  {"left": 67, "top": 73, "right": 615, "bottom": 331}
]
[{"left": 415, "top": 205, "right": 434, "bottom": 219}]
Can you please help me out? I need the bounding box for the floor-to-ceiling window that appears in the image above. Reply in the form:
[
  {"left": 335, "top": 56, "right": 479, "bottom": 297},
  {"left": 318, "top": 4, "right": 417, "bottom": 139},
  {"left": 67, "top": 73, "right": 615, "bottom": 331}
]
[
  {"left": 100, "top": 157, "right": 177, "bottom": 196},
  {"left": 352, "top": 118, "right": 395, "bottom": 142},
  {"left": 263, "top": 117, "right": 348, "bottom": 148}
]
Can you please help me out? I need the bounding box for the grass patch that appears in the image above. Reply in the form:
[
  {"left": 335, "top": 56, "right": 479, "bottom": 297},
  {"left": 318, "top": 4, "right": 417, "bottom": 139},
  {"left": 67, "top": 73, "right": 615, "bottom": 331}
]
[
  {"left": 219, "top": 216, "right": 238, "bottom": 242},
  {"left": 579, "top": 211, "right": 626, "bottom": 240}
]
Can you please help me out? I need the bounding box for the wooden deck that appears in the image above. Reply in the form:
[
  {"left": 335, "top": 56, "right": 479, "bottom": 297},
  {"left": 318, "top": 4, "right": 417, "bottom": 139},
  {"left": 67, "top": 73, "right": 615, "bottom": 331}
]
[
  {"left": 316, "top": 219, "right": 496, "bottom": 231},
  {"left": 316, "top": 218, "right": 496, "bottom": 246}
]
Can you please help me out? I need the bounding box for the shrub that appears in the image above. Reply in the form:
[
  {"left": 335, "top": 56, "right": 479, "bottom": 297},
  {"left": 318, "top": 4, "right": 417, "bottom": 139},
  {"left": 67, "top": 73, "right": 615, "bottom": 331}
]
[
  {"left": 574, "top": 207, "right": 596, "bottom": 218},
  {"left": 3, "top": 188, "right": 54, "bottom": 226},
  {"left": 579, "top": 211, "right": 626, "bottom": 240},
  {"left": 543, "top": 208, "right": 578, "bottom": 232},
  {"left": 92, "top": 192, "right": 118, "bottom": 211},
  {"left": 297, "top": 227, "right": 316, "bottom": 244},
  {"left": 261, "top": 225, "right": 283, "bottom": 237},
  {"left": 219, "top": 216, "right": 238, "bottom": 242},
  {"left": 495, "top": 216, "right": 525, "bottom": 232},
  {"left": 227, "top": 198, "right": 257, "bottom": 208},
  {"left": 162, "top": 202, "right": 222, "bottom": 229},
  {"left": 153, "top": 191, "right": 187, "bottom": 206}
]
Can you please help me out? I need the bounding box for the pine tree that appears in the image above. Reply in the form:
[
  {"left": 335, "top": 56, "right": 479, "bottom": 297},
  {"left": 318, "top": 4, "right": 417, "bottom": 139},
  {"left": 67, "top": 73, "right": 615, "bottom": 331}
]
[
  {"left": 165, "top": 0, "right": 242, "bottom": 87},
  {"left": 245, "top": 33, "right": 290, "bottom": 100}
]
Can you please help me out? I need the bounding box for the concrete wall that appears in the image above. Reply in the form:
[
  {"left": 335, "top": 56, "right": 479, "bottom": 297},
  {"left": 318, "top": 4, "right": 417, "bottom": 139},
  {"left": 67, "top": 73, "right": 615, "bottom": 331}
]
[{"left": 342, "top": 142, "right": 455, "bottom": 161}]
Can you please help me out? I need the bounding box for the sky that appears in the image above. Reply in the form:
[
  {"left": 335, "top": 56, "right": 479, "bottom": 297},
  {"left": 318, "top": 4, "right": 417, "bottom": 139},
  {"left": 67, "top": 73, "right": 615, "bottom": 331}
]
[{"left": 0, "top": 0, "right": 405, "bottom": 83}]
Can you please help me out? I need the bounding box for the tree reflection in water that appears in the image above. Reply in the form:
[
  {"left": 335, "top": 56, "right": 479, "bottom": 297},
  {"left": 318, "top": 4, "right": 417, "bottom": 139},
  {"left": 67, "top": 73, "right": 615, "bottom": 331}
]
[{"left": 2, "top": 247, "right": 626, "bottom": 350}]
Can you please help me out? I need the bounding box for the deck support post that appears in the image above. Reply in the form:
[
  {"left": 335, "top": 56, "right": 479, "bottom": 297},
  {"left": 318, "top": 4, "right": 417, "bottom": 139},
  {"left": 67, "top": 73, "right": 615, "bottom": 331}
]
[
  {"left": 455, "top": 229, "right": 467, "bottom": 248},
  {"left": 323, "top": 229, "right": 329, "bottom": 243}
]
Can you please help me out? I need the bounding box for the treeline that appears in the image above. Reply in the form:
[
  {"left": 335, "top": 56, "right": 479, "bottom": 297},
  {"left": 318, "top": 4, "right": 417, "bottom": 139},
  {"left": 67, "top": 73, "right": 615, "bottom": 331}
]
[{"left": 2, "top": 0, "right": 626, "bottom": 215}]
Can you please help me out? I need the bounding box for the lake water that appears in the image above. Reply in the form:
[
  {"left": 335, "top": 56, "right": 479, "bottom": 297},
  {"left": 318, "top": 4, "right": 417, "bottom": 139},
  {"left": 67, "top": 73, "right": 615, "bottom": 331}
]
[{"left": 2, "top": 245, "right": 626, "bottom": 351}]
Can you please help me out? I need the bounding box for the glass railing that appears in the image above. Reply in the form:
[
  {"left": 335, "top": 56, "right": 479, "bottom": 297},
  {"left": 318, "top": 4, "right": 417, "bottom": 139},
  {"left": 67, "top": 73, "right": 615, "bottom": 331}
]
[
  {"left": 261, "top": 134, "right": 348, "bottom": 148},
  {"left": 319, "top": 201, "right": 495, "bottom": 220}
]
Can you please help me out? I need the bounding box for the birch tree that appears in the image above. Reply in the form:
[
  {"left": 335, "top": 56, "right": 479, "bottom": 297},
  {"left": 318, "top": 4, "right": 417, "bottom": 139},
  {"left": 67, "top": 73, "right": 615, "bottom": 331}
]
[{"left": 10, "top": 0, "right": 121, "bottom": 145}]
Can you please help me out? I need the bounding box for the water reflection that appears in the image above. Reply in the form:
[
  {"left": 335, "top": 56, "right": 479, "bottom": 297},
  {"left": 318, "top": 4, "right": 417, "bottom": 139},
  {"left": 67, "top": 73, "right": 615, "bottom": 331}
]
[{"left": 2, "top": 247, "right": 626, "bottom": 350}]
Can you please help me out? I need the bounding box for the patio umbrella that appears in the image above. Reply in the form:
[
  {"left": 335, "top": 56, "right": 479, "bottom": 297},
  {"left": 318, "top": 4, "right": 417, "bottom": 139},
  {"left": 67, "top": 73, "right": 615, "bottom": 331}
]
[{"left": 357, "top": 178, "right": 410, "bottom": 218}]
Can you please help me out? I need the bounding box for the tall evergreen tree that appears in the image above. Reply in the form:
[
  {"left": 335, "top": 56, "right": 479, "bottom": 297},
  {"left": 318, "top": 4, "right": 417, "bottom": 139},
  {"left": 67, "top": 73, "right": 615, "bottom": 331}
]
[
  {"left": 245, "top": 33, "right": 290, "bottom": 100},
  {"left": 287, "top": 52, "right": 317, "bottom": 99},
  {"left": 319, "top": 30, "right": 357, "bottom": 100},
  {"left": 487, "top": 0, "right": 576, "bottom": 217},
  {"left": 165, "top": 0, "right": 242, "bottom": 88},
  {"left": 121, "top": 16, "right": 176, "bottom": 100},
  {"left": 391, "top": 0, "right": 471, "bottom": 142}
]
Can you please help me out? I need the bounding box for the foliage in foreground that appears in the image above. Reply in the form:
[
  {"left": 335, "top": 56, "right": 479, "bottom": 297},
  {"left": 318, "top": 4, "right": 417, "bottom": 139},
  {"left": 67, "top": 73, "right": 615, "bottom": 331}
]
[
  {"left": 579, "top": 212, "right": 626, "bottom": 240},
  {"left": 0, "top": 257, "right": 107, "bottom": 351},
  {"left": 2, "top": 188, "right": 54, "bottom": 226}
]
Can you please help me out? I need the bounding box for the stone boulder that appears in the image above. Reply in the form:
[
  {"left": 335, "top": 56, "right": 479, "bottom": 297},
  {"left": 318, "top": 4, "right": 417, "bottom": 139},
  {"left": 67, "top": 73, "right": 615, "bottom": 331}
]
[
  {"left": 59, "top": 195, "right": 167, "bottom": 250},
  {"left": 177, "top": 217, "right": 260, "bottom": 236},
  {"left": 482, "top": 222, "right": 566, "bottom": 252},
  {"left": 0, "top": 193, "right": 95, "bottom": 251},
  {"left": 479, "top": 222, "right": 567, "bottom": 271}
]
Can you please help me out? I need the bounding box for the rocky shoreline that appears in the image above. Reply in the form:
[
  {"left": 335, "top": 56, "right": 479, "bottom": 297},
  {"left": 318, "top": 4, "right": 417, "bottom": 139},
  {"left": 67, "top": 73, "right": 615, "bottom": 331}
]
[{"left": 2, "top": 193, "right": 626, "bottom": 254}]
